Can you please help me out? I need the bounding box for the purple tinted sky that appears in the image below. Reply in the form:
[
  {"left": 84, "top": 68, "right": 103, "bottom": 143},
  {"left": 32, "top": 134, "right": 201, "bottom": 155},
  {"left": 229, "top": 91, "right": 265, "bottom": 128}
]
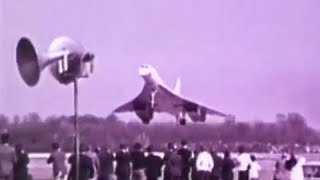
[{"left": 1, "top": 0, "right": 320, "bottom": 125}]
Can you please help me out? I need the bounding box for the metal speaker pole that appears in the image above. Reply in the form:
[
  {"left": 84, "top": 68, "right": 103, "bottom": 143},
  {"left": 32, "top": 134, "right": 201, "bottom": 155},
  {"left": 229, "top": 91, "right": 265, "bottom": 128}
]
[{"left": 73, "top": 78, "right": 80, "bottom": 180}]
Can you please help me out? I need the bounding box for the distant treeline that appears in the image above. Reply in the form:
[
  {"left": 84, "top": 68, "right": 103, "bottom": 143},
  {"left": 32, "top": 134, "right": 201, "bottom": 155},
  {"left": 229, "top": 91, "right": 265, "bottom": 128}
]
[{"left": 0, "top": 112, "right": 318, "bottom": 152}]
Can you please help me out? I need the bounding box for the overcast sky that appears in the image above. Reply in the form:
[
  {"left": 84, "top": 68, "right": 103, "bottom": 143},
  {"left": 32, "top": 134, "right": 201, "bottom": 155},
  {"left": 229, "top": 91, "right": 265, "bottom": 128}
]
[{"left": 1, "top": 0, "right": 320, "bottom": 125}]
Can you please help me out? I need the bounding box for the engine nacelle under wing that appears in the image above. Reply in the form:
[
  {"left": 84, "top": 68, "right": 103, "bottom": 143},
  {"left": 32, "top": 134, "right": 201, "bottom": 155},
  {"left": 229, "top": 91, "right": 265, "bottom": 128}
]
[
  {"left": 133, "top": 100, "right": 154, "bottom": 124},
  {"left": 186, "top": 106, "right": 207, "bottom": 122},
  {"left": 199, "top": 107, "right": 207, "bottom": 122}
]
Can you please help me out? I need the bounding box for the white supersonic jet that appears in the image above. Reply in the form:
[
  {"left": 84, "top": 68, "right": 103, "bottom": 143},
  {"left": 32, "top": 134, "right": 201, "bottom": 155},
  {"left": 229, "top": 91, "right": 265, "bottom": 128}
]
[{"left": 111, "top": 64, "right": 228, "bottom": 125}]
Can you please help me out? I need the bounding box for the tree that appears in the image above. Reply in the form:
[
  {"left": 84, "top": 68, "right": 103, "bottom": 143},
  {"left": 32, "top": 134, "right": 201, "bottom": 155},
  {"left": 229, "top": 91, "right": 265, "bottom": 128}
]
[
  {"left": 276, "top": 113, "right": 287, "bottom": 122},
  {"left": 12, "top": 115, "right": 20, "bottom": 126},
  {"left": 23, "top": 112, "right": 42, "bottom": 123},
  {"left": 0, "top": 114, "right": 9, "bottom": 129},
  {"left": 1, "top": 112, "right": 319, "bottom": 152}
]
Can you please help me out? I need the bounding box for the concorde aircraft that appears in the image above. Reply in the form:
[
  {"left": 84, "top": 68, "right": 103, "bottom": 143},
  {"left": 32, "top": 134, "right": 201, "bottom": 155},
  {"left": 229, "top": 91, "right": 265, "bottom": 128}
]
[{"left": 111, "top": 64, "right": 228, "bottom": 125}]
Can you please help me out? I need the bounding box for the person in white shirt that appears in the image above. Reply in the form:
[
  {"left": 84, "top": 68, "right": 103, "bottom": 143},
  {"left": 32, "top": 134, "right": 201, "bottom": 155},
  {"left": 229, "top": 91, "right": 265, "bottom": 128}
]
[
  {"left": 196, "top": 145, "right": 214, "bottom": 180},
  {"left": 249, "top": 155, "right": 261, "bottom": 180},
  {"left": 236, "top": 146, "right": 251, "bottom": 180},
  {"left": 290, "top": 156, "right": 306, "bottom": 180}
]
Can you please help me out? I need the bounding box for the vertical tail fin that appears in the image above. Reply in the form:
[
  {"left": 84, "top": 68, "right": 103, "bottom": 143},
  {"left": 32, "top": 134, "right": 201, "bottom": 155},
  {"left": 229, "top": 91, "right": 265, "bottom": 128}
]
[{"left": 174, "top": 77, "right": 181, "bottom": 94}]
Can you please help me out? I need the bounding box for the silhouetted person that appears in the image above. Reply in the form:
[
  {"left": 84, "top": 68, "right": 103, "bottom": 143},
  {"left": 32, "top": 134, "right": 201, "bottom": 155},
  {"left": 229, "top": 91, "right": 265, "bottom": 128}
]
[
  {"left": 190, "top": 148, "right": 200, "bottom": 180},
  {"left": 95, "top": 146, "right": 101, "bottom": 155},
  {"left": 178, "top": 140, "right": 192, "bottom": 180},
  {"left": 68, "top": 144, "right": 94, "bottom": 180},
  {"left": 145, "top": 145, "right": 163, "bottom": 180},
  {"left": 0, "top": 131, "right": 16, "bottom": 180},
  {"left": 236, "top": 146, "right": 251, "bottom": 180},
  {"left": 97, "top": 145, "right": 115, "bottom": 180},
  {"left": 196, "top": 146, "right": 213, "bottom": 180},
  {"left": 210, "top": 149, "right": 223, "bottom": 180},
  {"left": 13, "top": 144, "right": 29, "bottom": 180},
  {"left": 47, "top": 142, "right": 67, "bottom": 179},
  {"left": 131, "top": 142, "right": 147, "bottom": 180},
  {"left": 168, "top": 144, "right": 183, "bottom": 180},
  {"left": 85, "top": 145, "right": 100, "bottom": 179},
  {"left": 273, "top": 154, "right": 289, "bottom": 180},
  {"left": 221, "top": 150, "right": 235, "bottom": 180},
  {"left": 285, "top": 151, "right": 297, "bottom": 171},
  {"left": 115, "top": 144, "right": 131, "bottom": 180},
  {"left": 164, "top": 142, "right": 174, "bottom": 180}
]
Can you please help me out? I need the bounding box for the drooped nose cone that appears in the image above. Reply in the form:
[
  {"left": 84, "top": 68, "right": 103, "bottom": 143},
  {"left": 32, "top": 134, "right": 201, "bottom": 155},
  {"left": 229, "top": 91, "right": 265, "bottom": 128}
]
[{"left": 139, "top": 65, "right": 151, "bottom": 76}]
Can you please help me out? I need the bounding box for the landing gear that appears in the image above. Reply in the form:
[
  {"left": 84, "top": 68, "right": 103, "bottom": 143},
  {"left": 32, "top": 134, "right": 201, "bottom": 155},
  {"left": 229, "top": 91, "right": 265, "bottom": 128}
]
[
  {"left": 176, "top": 111, "right": 187, "bottom": 126},
  {"left": 142, "top": 119, "right": 151, "bottom": 125},
  {"left": 150, "top": 91, "right": 156, "bottom": 109},
  {"left": 142, "top": 106, "right": 153, "bottom": 124},
  {"left": 179, "top": 118, "right": 186, "bottom": 126}
]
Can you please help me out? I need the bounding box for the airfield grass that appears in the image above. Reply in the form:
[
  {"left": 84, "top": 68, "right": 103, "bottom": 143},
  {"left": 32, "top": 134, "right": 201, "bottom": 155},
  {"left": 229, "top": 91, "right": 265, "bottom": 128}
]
[{"left": 29, "top": 154, "right": 319, "bottom": 180}]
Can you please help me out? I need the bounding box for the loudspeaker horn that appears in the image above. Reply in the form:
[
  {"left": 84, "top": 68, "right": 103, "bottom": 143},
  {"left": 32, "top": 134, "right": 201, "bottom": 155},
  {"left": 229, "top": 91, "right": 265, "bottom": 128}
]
[{"left": 16, "top": 37, "right": 41, "bottom": 87}]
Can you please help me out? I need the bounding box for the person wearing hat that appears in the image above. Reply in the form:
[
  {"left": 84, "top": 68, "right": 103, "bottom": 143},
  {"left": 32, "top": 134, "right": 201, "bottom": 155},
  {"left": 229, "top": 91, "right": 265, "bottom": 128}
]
[
  {"left": 0, "top": 130, "right": 16, "bottom": 180},
  {"left": 67, "top": 143, "right": 94, "bottom": 180}
]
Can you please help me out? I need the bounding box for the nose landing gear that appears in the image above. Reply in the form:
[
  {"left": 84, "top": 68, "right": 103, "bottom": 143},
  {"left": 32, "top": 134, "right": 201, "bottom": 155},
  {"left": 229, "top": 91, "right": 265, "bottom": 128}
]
[
  {"left": 179, "top": 118, "right": 186, "bottom": 126},
  {"left": 177, "top": 111, "right": 187, "bottom": 126}
]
